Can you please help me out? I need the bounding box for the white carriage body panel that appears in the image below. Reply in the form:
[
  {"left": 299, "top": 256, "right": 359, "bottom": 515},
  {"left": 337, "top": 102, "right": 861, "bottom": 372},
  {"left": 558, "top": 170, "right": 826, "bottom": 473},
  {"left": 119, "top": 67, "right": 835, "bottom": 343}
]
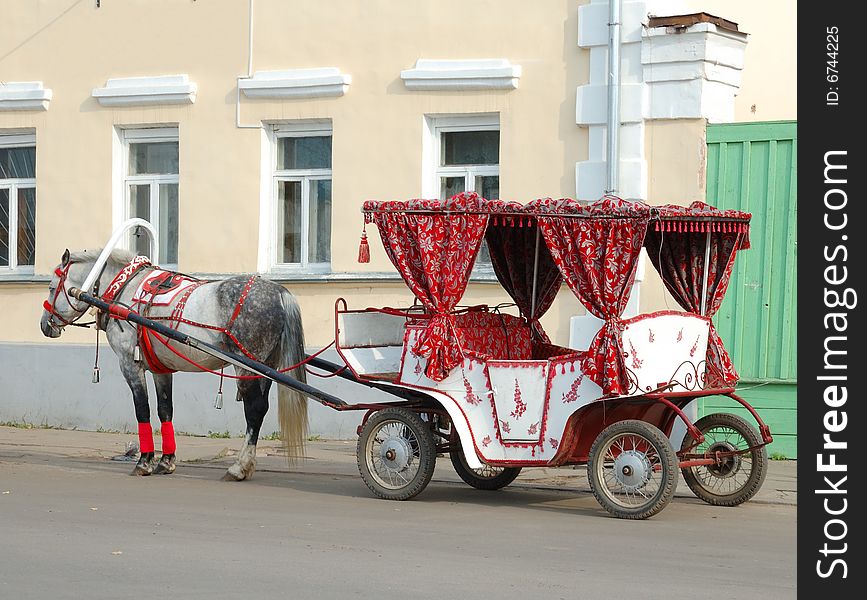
[
  {"left": 399, "top": 326, "right": 601, "bottom": 465},
  {"left": 487, "top": 362, "right": 548, "bottom": 442},
  {"left": 620, "top": 312, "right": 711, "bottom": 394},
  {"left": 337, "top": 311, "right": 406, "bottom": 348},
  {"left": 339, "top": 309, "right": 709, "bottom": 469}
]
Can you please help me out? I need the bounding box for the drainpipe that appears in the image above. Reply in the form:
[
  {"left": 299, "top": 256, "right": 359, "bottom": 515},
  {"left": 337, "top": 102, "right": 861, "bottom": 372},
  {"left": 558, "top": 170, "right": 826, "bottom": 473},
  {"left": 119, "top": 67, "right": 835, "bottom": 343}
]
[
  {"left": 605, "top": 0, "right": 622, "bottom": 195},
  {"left": 236, "top": 0, "right": 260, "bottom": 129}
]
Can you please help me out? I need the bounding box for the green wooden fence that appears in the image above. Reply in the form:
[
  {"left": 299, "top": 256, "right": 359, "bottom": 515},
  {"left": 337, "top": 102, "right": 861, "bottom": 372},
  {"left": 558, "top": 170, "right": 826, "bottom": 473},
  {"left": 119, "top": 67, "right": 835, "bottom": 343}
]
[{"left": 702, "top": 121, "right": 798, "bottom": 458}]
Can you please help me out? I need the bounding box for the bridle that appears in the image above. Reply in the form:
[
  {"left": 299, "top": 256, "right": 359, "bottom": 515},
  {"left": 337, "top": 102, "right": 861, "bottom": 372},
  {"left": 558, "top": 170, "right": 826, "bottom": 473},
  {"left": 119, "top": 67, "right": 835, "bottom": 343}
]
[{"left": 42, "top": 262, "right": 94, "bottom": 329}]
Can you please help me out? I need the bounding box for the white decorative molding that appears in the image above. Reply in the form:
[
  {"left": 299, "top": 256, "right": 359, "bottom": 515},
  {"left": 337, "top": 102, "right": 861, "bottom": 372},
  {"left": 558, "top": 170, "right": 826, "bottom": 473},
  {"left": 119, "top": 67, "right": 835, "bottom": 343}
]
[
  {"left": 239, "top": 68, "right": 351, "bottom": 99},
  {"left": 642, "top": 22, "right": 749, "bottom": 122},
  {"left": 574, "top": 5, "right": 748, "bottom": 199},
  {"left": 576, "top": 83, "right": 644, "bottom": 125},
  {"left": 0, "top": 82, "right": 52, "bottom": 111},
  {"left": 400, "top": 59, "right": 521, "bottom": 91},
  {"left": 92, "top": 75, "right": 197, "bottom": 107}
]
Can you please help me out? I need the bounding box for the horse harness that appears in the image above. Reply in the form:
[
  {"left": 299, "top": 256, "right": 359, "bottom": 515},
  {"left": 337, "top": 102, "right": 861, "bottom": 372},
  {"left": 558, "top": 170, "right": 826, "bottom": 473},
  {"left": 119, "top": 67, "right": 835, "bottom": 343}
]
[{"left": 99, "top": 258, "right": 260, "bottom": 374}]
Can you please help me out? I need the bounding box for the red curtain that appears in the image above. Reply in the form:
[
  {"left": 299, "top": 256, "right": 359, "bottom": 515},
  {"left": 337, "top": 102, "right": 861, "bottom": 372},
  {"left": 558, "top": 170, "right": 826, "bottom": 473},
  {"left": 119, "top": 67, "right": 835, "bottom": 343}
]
[
  {"left": 534, "top": 197, "right": 650, "bottom": 396},
  {"left": 644, "top": 226, "right": 746, "bottom": 387},
  {"left": 370, "top": 193, "right": 489, "bottom": 380},
  {"left": 485, "top": 222, "right": 562, "bottom": 342}
]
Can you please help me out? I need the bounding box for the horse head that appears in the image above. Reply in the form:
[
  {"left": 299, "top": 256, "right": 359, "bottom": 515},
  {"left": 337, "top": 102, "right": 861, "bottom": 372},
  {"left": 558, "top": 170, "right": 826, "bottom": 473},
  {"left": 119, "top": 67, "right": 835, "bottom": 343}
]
[{"left": 40, "top": 249, "right": 94, "bottom": 338}]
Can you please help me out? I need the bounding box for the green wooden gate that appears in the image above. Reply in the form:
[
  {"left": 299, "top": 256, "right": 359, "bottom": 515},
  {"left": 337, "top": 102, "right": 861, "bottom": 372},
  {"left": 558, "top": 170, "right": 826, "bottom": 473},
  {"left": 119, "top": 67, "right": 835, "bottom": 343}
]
[{"left": 701, "top": 121, "right": 797, "bottom": 458}]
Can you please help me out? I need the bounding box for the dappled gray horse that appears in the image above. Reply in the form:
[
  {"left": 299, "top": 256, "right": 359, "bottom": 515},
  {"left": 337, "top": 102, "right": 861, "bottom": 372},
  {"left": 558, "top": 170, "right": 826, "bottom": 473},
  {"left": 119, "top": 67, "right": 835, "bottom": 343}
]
[{"left": 40, "top": 248, "right": 308, "bottom": 479}]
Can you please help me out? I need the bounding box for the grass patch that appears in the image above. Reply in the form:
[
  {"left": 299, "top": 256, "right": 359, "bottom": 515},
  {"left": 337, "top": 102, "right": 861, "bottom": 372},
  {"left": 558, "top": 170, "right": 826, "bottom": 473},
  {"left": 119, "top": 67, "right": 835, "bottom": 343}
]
[
  {"left": 307, "top": 434, "right": 323, "bottom": 442},
  {"left": 207, "top": 430, "right": 233, "bottom": 439},
  {"left": 770, "top": 451, "right": 789, "bottom": 461},
  {"left": 1, "top": 420, "right": 67, "bottom": 431}
]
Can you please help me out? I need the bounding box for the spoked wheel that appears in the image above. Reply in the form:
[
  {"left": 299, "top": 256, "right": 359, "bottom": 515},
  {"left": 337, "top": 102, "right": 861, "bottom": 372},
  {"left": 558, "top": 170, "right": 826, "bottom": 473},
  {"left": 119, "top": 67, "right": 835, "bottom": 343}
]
[
  {"left": 356, "top": 407, "right": 436, "bottom": 501},
  {"left": 450, "top": 446, "right": 522, "bottom": 490},
  {"left": 680, "top": 413, "right": 768, "bottom": 507},
  {"left": 587, "top": 420, "right": 678, "bottom": 520}
]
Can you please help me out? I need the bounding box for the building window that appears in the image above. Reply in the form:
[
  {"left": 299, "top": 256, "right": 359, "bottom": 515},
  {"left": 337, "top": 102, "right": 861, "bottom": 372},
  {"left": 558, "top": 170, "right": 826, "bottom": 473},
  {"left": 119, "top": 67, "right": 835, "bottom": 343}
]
[
  {"left": 122, "top": 128, "right": 179, "bottom": 268},
  {"left": 272, "top": 123, "right": 332, "bottom": 270},
  {"left": 0, "top": 134, "right": 36, "bottom": 273},
  {"left": 427, "top": 115, "right": 500, "bottom": 267}
]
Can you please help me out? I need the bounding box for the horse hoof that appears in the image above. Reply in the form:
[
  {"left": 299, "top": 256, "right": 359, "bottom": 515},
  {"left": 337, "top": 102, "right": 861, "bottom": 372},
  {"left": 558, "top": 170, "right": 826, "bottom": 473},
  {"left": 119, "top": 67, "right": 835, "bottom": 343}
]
[
  {"left": 153, "top": 455, "right": 176, "bottom": 475},
  {"left": 131, "top": 463, "right": 154, "bottom": 476},
  {"left": 131, "top": 453, "right": 155, "bottom": 476},
  {"left": 222, "top": 464, "right": 247, "bottom": 481}
]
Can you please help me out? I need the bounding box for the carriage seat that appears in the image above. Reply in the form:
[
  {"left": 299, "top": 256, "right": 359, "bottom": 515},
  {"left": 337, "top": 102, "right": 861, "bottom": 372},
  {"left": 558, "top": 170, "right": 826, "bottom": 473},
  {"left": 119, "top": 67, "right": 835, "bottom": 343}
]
[{"left": 451, "top": 311, "right": 533, "bottom": 361}]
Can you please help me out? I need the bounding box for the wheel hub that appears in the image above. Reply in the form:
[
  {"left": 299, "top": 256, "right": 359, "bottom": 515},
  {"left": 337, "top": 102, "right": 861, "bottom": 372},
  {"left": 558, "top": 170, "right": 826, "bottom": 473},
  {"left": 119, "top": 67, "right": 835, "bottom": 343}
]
[
  {"left": 613, "top": 450, "right": 653, "bottom": 491},
  {"left": 707, "top": 441, "right": 741, "bottom": 478},
  {"left": 380, "top": 437, "right": 413, "bottom": 471}
]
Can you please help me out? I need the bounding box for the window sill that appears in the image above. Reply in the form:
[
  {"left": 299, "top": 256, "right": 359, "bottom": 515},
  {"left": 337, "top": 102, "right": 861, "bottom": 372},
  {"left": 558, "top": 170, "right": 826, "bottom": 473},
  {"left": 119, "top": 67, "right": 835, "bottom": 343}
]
[{"left": 0, "top": 272, "right": 50, "bottom": 284}]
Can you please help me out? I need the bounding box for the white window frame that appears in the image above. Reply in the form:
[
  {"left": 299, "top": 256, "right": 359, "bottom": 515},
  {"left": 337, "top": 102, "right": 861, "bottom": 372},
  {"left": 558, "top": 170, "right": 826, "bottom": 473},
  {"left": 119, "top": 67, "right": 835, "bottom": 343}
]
[
  {"left": 423, "top": 114, "right": 500, "bottom": 273},
  {"left": 0, "top": 133, "right": 37, "bottom": 275},
  {"left": 268, "top": 122, "right": 333, "bottom": 273},
  {"left": 118, "top": 127, "right": 179, "bottom": 268}
]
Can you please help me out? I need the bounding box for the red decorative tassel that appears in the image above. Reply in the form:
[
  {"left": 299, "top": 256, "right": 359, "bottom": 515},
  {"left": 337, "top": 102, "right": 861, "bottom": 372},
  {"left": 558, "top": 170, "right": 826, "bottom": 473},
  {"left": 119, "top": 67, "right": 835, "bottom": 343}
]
[{"left": 357, "top": 229, "right": 370, "bottom": 263}]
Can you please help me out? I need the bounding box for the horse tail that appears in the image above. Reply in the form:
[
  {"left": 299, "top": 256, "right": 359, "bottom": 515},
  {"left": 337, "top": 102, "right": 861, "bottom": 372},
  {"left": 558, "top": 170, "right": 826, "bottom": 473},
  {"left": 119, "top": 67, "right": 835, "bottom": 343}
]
[{"left": 276, "top": 288, "right": 308, "bottom": 464}]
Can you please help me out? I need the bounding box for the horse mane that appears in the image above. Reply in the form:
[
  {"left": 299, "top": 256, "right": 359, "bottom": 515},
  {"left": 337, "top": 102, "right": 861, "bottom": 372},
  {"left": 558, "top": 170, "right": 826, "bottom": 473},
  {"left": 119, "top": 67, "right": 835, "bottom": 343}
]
[{"left": 69, "top": 248, "right": 138, "bottom": 269}]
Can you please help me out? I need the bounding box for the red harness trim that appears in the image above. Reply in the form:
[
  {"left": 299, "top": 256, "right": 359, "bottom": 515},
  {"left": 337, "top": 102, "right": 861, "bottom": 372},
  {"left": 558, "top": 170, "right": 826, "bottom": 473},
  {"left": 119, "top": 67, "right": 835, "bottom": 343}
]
[
  {"left": 139, "top": 327, "right": 174, "bottom": 374},
  {"left": 101, "top": 256, "right": 151, "bottom": 302}
]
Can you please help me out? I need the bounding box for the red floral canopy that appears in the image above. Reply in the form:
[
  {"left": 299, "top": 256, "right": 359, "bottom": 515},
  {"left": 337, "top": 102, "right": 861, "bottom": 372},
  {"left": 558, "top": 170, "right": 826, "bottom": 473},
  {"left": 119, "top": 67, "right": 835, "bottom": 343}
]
[{"left": 362, "top": 193, "right": 751, "bottom": 393}]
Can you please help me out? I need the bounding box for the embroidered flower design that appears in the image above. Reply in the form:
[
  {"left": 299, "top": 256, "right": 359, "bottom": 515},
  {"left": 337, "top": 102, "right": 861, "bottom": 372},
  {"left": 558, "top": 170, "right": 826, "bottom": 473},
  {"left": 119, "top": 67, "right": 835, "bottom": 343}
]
[
  {"left": 629, "top": 340, "right": 643, "bottom": 369},
  {"left": 648, "top": 329, "right": 655, "bottom": 343},
  {"left": 549, "top": 438, "right": 559, "bottom": 449},
  {"left": 462, "top": 374, "right": 482, "bottom": 406},
  {"left": 561, "top": 373, "right": 584, "bottom": 403},
  {"left": 499, "top": 420, "right": 511, "bottom": 434},
  {"left": 481, "top": 435, "right": 491, "bottom": 447},
  {"left": 510, "top": 379, "right": 527, "bottom": 419},
  {"left": 527, "top": 422, "right": 539, "bottom": 436},
  {"left": 677, "top": 328, "right": 684, "bottom": 343}
]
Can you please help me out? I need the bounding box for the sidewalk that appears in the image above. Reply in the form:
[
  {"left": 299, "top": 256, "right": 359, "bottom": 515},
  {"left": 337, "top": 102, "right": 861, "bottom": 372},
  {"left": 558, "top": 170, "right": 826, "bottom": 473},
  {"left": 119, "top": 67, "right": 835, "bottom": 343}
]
[{"left": 0, "top": 425, "right": 797, "bottom": 505}]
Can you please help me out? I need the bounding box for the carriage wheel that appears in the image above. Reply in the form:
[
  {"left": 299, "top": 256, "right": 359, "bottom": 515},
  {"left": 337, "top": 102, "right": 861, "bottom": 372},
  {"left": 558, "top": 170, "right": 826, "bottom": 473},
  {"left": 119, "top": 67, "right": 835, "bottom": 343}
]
[
  {"left": 587, "top": 420, "right": 678, "bottom": 520},
  {"left": 450, "top": 446, "right": 522, "bottom": 491},
  {"left": 680, "top": 413, "right": 768, "bottom": 507},
  {"left": 356, "top": 407, "right": 437, "bottom": 501}
]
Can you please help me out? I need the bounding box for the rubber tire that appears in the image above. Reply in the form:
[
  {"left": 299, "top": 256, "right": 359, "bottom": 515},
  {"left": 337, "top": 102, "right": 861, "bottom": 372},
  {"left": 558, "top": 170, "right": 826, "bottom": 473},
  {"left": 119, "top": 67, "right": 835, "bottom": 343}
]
[
  {"left": 450, "top": 447, "right": 522, "bottom": 490},
  {"left": 587, "top": 420, "right": 679, "bottom": 520},
  {"left": 680, "top": 412, "right": 768, "bottom": 507},
  {"left": 356, "top": 407, "right": 437, "bottom": 501}
]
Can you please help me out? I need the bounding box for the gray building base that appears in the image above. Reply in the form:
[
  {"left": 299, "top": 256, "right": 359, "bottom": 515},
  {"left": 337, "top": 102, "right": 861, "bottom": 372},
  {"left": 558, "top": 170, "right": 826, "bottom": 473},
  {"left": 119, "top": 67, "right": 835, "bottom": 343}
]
[{"left": 0, "top": 343, "right": 393, "bottom": 440}]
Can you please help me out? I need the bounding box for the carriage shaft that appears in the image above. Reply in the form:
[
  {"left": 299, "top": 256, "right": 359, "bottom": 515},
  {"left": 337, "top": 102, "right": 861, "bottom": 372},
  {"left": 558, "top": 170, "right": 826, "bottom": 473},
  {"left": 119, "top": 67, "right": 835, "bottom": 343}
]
[{"left": 68, "top": 288, "right": 348, "bottom": 408}]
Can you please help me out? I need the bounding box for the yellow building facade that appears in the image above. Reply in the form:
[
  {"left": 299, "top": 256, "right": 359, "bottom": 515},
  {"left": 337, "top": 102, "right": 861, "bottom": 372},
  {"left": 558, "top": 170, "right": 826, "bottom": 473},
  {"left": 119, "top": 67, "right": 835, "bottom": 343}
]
[{"left": 0, "top": 0, "right": 795, "bottom": 434}]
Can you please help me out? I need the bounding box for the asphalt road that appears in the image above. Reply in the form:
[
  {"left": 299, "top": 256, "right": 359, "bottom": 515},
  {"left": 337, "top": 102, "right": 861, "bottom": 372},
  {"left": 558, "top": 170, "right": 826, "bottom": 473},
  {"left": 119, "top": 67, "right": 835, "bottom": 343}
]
[{"left": 1, "top": 442, "right": 796, "bottom": 600}]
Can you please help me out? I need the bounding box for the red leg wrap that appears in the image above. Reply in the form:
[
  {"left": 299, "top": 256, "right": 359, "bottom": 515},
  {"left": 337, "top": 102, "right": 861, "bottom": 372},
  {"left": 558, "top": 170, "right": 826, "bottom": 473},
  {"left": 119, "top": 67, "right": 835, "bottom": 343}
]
[
  {"left": 138, "top": 422, "right": 154, "bottom": 454},
  {"left": 160, "top": 421, "right": 176, "bottom": 455}
]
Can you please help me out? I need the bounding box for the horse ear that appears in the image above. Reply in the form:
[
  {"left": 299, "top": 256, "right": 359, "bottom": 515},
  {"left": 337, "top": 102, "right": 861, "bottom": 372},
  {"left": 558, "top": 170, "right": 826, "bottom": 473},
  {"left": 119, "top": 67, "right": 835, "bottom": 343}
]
[{"left": 61, "top": 249, "right": 70, "bottom": 266}]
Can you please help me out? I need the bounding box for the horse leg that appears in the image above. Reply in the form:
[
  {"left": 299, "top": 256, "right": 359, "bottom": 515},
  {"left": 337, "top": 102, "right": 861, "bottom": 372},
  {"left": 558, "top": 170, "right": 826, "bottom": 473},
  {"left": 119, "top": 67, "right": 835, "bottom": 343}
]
[
  {"left": 152, "top": 373, "right": 177, "bottom": 475},
  {"left": 223, "top": 377, "right": 271, "bottom": 481},
  {"left": 121, "top": 362, "right": 156, "bottom": 476}
]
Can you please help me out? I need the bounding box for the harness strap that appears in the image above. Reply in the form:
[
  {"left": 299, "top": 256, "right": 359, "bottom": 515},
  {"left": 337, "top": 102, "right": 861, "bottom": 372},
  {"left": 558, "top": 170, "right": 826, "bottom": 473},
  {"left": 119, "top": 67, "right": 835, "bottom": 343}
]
[
  {"left": 138, "top": 327, "right": 174, "bottom": 374},
  {"left": 227, "top": 275, "right": 258, "bottom": 331}
]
